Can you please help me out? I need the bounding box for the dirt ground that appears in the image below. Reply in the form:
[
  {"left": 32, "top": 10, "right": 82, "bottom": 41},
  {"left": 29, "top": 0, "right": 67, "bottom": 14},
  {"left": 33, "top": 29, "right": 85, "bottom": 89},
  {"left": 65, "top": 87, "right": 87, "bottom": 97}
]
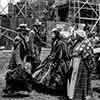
[
  {"left": 0, "top": 49, "right": 63, "bottom": 100},
  {"left": 0, "top": 48, "right": 100, "bottom": 100}
]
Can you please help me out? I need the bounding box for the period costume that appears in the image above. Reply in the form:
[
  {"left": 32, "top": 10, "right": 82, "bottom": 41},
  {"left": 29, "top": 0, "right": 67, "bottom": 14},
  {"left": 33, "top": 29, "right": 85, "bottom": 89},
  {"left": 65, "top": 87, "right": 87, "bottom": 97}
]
[
  {"left": 29, "top": 24, "right": 45, "bottom": 73},
  {"left": 32, "top": 29, "right": 69, "bottom": 92},
  {"left": 93, "top": 36, "right": 100, "bottom": 77},
  {"left": 67, "top": 27, "right": 96, "bottom": 100},
  {"left": 3, "top": 24, "right": 33, "bottom": 94},
  {"left": 29, "top": 29, "right": 41, "bottom": 73}
]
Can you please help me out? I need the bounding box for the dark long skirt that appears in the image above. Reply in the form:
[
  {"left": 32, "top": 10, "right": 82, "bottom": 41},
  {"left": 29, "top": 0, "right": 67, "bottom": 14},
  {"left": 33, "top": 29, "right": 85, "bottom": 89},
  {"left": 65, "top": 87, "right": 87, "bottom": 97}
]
[
  {"left": 4, "top": 67, "right": 33, "bottom": 94},
  {"left": 32, "top": 58, "right": 68, "bottom": 93}
]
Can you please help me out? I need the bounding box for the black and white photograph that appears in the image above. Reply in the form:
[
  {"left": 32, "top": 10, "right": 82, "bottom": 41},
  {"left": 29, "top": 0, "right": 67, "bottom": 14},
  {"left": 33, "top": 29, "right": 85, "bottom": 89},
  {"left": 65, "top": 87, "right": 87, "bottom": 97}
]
[{"left": 0, "top": 0, "right": 100, "bottom": 100}]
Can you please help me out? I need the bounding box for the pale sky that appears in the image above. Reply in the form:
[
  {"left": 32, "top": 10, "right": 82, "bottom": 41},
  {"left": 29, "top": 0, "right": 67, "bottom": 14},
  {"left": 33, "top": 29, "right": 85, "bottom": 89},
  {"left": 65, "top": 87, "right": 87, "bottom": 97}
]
[{"left": 0, "top": 0, "right": 20, "bottom": 14}]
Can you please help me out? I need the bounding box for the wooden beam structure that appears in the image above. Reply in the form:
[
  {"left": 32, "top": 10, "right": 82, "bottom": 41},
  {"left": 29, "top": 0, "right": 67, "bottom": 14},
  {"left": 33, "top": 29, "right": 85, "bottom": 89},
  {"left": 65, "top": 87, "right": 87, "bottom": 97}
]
[
  {"left": 68, "top": 0, "right": 100, "bottom": 32},
  {"left": 0, "top": 4, "right": 10, "bottom": 19},
  {"left": 15, "top": 2, "right": 26, "bottom": 18},
  {"left": 0, "top": 25, "right": 18, "bottom": 41}
]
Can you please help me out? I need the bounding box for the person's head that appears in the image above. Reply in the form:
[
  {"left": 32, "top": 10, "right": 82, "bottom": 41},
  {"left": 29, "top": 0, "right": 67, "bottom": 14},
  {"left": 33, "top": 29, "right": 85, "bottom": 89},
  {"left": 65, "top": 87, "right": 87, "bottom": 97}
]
[
  {"left": 51, "top": 28, "right": 61, "bottom": 40},
  {"left": 16, "top": 24, "right": 30, "bottom": 42},
  {"left": 32, "top": 22, "right": 42, "bottom": 33},
  {"left": 72, "top": 29, "right": 87, "bottom": 42}
]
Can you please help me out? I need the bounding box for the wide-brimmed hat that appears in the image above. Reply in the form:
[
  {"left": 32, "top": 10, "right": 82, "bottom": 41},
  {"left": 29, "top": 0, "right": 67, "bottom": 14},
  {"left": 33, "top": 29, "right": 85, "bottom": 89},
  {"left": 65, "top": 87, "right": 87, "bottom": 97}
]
[
  {"left": 50, "top": 28, "right": 60, "bottom": 37},
  {"left": 51, "top": 28, "right": 58, "bottom": 32},
  {"left": 16, "top": 24, "right": 30, "bottom": 32}
]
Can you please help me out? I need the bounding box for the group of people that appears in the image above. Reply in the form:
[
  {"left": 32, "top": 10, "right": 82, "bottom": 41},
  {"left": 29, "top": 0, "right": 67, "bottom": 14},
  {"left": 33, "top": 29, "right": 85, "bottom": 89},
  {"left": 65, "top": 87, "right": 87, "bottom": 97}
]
[{"left": 2, "top": 21, "right": 100, "bottom": 100}]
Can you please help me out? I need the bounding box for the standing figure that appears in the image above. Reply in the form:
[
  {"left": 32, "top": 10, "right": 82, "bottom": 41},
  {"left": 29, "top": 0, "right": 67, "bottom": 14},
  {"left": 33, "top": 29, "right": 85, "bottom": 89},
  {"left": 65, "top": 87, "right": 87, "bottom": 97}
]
[
  {"left": 3, "top": 24, "right": 33, "bottom": 94},
  {"left": 30, "top": 20, "right": 44, "bottom": 59},
  {"left": 29, "top": 23, "right": 43, "bottom": 73},
  {"left": 67, "top": 24, "right": 96, "bottom": 100},
  {"left": 32, "top": 28, "right": 70, "bottom": 93}
]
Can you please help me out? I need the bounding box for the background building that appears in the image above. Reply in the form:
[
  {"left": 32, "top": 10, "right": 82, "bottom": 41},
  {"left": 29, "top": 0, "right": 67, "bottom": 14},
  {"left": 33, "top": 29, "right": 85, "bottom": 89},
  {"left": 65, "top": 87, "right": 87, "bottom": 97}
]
[
  {"left": 55, "top": 0, "right": 100, "bottom": 23},
  {"left": 0, "top": 0, "right": 100, "bottom": 49}
]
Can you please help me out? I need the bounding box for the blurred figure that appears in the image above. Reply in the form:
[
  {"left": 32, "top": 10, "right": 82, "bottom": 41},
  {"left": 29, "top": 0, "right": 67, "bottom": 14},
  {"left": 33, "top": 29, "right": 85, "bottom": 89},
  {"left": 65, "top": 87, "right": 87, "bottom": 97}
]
[
  {"left": 8, "top": 24, "right": 31, "bottom": 70},
  {"left": 3, "top": 24, "right": 33, "bottom": 94},
  {"left": 29, "top": 27, "right": 41, "bottom": 73},
  {"left": 67, "top": 17, "right": 75, "bottom": 35},
  {"left": 29, "top": 19, "right": 47, "bottom": 63},
  {"left": 30, "top": 20, "right": 43, "bottom": 61}
]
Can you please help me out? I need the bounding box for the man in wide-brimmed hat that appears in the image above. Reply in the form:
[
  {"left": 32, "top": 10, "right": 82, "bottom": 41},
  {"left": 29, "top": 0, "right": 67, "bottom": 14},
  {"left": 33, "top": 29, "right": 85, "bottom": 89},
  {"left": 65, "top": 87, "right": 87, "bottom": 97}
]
[
  {"left": 8, "top": 24, "right": 31, "bottom": 72},
  {"left": 16, "top": 24, "right": 30, "bottom": 31},
  {"left": 7, "top": 24, "right": 31, "bottom": 70},
  {"left": 14, "top": 24, "right": 31, "bottom": 51},
  {"left": 12, "top": 24, "right": 31, "bottom": 55}
]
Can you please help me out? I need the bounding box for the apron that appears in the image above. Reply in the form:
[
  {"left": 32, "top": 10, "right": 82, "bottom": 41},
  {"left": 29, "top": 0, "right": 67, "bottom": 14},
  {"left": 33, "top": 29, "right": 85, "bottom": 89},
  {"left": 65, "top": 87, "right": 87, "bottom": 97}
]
[
  {"left": 67, "top": 41, "right": 83, "bottom": 99},
  {"left": 67, "top": 57, "right": 81, "bottom": 99}
]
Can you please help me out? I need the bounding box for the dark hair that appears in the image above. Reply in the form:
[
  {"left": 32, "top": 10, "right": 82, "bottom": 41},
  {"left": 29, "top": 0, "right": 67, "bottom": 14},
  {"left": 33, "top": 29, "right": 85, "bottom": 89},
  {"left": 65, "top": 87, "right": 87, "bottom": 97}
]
[
  {"left": 51, "top": 30, "right": 61, "bottom": 46},
  {"left": 53, "top": 30, "right": 61, "bottom": 40}
]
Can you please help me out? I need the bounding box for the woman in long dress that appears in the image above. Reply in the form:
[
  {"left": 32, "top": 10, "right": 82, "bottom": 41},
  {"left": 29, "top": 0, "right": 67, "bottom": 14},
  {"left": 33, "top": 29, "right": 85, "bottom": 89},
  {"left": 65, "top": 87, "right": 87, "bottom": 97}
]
[
  {"left": 32, "top": 28, "right": 70, "bottom": 93},
  {"left": 67, "top": 24, "right": 96, "bottom": 100},
  {"left": 3, "top": 24, "right": 33, "bottom": 94}
]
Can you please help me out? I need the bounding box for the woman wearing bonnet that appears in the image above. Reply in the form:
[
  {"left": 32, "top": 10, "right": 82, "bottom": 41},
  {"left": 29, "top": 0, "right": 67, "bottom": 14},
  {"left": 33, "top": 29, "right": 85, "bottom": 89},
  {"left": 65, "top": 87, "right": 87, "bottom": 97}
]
[
  {"left": 67, "top": 24, "right": 96, "bottom": 100},
  {"left": 32, "top": 28, "right": 70, "bottom": 93}
]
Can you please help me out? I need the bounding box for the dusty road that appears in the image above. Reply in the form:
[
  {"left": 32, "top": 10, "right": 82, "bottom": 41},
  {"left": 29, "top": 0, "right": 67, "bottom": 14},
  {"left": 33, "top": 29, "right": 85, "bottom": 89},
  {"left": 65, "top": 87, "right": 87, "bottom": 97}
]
[{"left": 0, "top": 48, "right": 100, "bottom": 100}]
